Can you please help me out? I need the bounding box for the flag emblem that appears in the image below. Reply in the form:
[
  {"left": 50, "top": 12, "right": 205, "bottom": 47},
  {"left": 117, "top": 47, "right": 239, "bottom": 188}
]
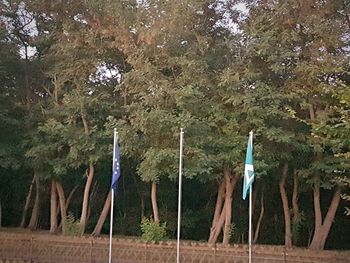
[
  {"left": 242, "top": 131, "right": 254, "bottom": 200},
  {"left": 111, "top": 137, "right": 121, "bottom": 192}
]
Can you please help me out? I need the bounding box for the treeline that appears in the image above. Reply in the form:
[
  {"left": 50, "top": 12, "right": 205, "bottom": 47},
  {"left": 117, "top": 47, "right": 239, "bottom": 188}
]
[{"left": 0, "top": 0, "right": 349, "bottom": 251}]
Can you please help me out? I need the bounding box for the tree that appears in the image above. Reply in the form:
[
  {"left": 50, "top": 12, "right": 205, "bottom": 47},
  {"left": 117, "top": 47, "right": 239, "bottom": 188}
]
[
  {"left": 103, "top": 0, "right": 232, "bottom": 230},
  {"left": 236, "top": 0, "right": 350, "bottom": 249},
  {"left": 22, "top": 0, "right": 128, "bottom": 234}
]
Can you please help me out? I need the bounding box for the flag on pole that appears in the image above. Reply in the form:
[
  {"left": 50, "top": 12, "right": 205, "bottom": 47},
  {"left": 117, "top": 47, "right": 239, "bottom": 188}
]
[
  {"left": 242, "top": 131, "right": 254, "bottom": 200},
  {"left": 109, "top": 130, "right": 120, "bottom": 263},
  {"left": 111, "top": 137, "right": 121, "bottom": 193}
]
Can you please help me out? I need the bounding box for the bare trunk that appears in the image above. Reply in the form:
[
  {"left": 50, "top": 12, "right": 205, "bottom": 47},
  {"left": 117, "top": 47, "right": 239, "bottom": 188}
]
[
  {"left": 78, "top": 111, "right": 94, "bottom": 234},
  {"left": 210, "top": 180, "right": 225, "bottom": 233},
  {"left": 279, "top": 163, "right": 292, "bottom": 248},
  {"left": 57, "top": 185, "right": 79, "bottom": 231},
  {"left": 309, "top": 185, "right": 322, "bottom": 250},
  {"left": 208, "top": 202, "right": 226, "bottom": 244},
  {"left": 253, "top": 192, "right": 264, "bottom": 244},
  {"left": 50, "top": 181, "right": 58, "bottom": 234},
  {"left": 223, "top": 168, "right": 237, "bottom": 245},
  {"left": 87, "top": 181, "right": 98, "bottom": 224},
  {"left": 209, "top": 170, "right": 239, "bottom": 245},
  {"left": 65, "top": 185, "right": 79, "bottom": 211},
  {"left": 208, "top": 180, "right": 225, "bottom": 243},
  {"left": 308, "top": 101, "right": 321, "bottom": 242},
  {"left": 92, "top": 191, "right": 112, "bottom": 236},
  {"left": 28, "top": 175, "right": 40, "bottom": 230},
  {"left": 151, "top": 181, "right": 159, "bottom": 223},
  {"left": 319, "top": 187, "right": 341, "bottom": 249},
  {"left": 81, "top": 112, "right": 89, "bottom": 135},
  {"left": 20, "top": 175, "right": 35, "bottom": 228},
  {"left": 292, "top": 170, "right": 300, "bottom": 223},
  {"left": 56, "top": 181, "right": 67, "bottom": 235},
  {"left": 292, "top": 170, "right": 301, "bottom": 245},
  {"left": 309, "top": 186, "right": 341, "bottom": 250},
  {"left": 79, "top": 163, "right": 94, "bottom": 234},
  {"left": 309, "top": 104, "right": 315, "bottom": 121}
]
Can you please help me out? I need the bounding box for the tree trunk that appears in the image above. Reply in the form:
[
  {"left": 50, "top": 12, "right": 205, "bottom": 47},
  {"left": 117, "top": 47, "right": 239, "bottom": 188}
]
[
  {"left": 253, "top": 192, "right": 264, "bottom": 244},
  {"left": 208, "top": 180, "right": 225, "bottom": 244},
  {"left": 292, "top": 170, "right": 300, "bottom": 244},
  {"left": 309, "top": 184, "right": 322, "bottom": 249},
  {"left": 319, "top": 186, "right": 341, "bottom": 249},
  {"left": 57, "top": 185, "right": 79, "bottom": 231},
  {"left": 56, "top": 181, "right": 67, "bottom": 235},
  {"left": 87, "top": 181, "right": 98, "bottom": 224},
  {"left": 208, "top": 202, "right": 227, "bottom": 244},
  {"left": 79, "top": 111, "right": 94, "bottom": 234},
  {"left": 309, "top": 186, "right": 341, "bottom": 250},
  {"left": 79, "top": 162, "right": 94, "bottom": 234},
  {"left": 209, "top": 169, "right": 239, "bottom": 245},
  {"left": 209, "top": 180, "right": 225, "bottom": 235},
  {"left": 92, "top": 190, "right": 112, "bottom": 236},
  {"left": 20, "top": 175, "right": 35, "bottom": 228},
  {"left": 65, "top": 185, "right": 79, "bottom": 212},
  {"left": 292, "top": 170, "right": 300, "bottom": 223},
  {"left": 151, "top": 181, "right": 159, "bottom": 223},
  {"left": 279, "top": 163, "right": 292, "bottom": 248},
  {"left": 223, "top": 168, "right": 237, "bottom": 245},
  {"left": 50, "top": 181, "right": 58, "bottom": 234},
  {"left": 309, "top": 103, "right": 315, "bottom": 121},
  {"left": 28, "top": 175, "right": 40, "bottom": 230}
]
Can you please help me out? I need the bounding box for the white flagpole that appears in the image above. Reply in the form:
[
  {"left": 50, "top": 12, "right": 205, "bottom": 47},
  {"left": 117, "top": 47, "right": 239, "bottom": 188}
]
[
  {"left": 109, "top": 129, "right": 117, "bottom": 263},
  {"left": 109, "top": 188, "right": 114, "bottom": 263},
  {"left": 249, "top": 184, "right": 252, "bottom": 263},
  {"left": 176, "top": 128, "right": 184, "bottom": 263}
]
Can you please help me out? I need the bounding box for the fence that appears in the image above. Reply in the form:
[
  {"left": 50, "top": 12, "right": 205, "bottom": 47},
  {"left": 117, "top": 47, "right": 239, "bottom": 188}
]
[{"left": 0, "top": 231, "right": 349, "bottom": 263}]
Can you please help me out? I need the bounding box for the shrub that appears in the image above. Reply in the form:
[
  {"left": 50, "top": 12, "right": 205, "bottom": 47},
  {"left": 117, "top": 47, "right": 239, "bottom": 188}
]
[
  {"left": 140, "top": 217, "right": 167, "bottom": 242},
  {"left": 64, "top": 213, "right": 83, "bottom": 236}
]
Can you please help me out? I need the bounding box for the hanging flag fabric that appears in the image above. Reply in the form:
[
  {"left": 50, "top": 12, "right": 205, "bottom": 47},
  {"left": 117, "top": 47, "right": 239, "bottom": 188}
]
[
  {"left": 242, "top": 131, "right": 254, "bottom": 200},
  {"left": 111, "top": 135, "right": 121, "bottom": 193}
]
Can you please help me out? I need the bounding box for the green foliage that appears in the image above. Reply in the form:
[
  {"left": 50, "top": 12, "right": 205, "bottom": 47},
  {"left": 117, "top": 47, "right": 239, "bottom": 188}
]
[
  {"left": 228, "top": 223, "right": 237, "bottom": 243},
  {"left": 140, "top": 218, "right": 167, "bottom": 242},
  {"left": 64, "top": 213, "right": 83, "bottom": 237},
  {"left": 1, "top": 0, "right": 350, "bottom": 249}
]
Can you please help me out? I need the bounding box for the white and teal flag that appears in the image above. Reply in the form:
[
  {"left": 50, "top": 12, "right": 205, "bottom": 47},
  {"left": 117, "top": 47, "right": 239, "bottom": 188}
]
[{"left": 242, "top": 131, "right": 254, "bottom": 200}]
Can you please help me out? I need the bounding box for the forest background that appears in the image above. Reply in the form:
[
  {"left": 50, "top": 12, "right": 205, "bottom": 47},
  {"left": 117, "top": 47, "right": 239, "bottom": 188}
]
[{"left": 0, "top": 0, "right": 349, "bottom": 251}]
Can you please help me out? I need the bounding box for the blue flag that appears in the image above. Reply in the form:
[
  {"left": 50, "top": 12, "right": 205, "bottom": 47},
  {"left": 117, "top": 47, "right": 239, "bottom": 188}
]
[
  {"left": 111, "top": 137, "right": 121, "bottom": 193},
  {"left": 242, "top": 131, "right": 254, "bottom": 200}
]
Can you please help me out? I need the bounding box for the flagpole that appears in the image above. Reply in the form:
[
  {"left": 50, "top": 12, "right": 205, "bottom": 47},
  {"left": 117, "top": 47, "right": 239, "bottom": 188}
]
[
  {"left": 176, "top": 128, "right": 184, "bottom": 263},
  {"left": 243, "top": 130, "right": 254, "bottom": 263},
  {"left": 109, "top": 188, "right": 114, "bottom": 263},
  {"left": 109, "top": 129, "right": 117, "bottom": 263},
  {"left": 249, "top": 184, "right": 252, "bottom": 263}
]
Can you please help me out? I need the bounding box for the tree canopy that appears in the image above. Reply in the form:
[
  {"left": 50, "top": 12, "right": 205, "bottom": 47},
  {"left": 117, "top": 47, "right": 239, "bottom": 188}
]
[{"left": 0, "top": 0, "right": 349, "bottom": 250}]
